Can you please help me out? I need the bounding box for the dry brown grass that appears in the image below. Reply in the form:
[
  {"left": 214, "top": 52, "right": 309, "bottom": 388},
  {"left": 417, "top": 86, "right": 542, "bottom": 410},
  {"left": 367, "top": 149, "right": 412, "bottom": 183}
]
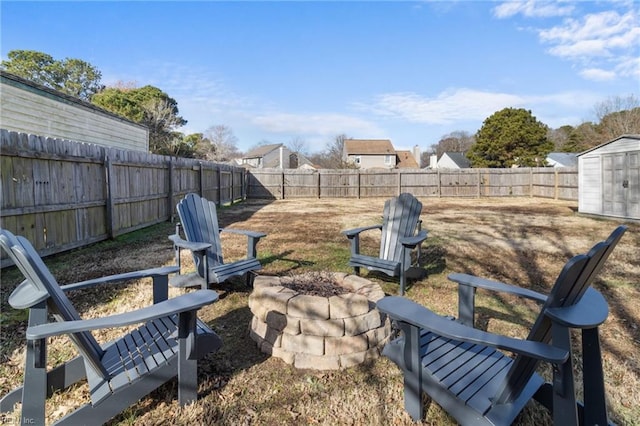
[{"left": 1, "top": 197, "right": 638, "bottom": 425}]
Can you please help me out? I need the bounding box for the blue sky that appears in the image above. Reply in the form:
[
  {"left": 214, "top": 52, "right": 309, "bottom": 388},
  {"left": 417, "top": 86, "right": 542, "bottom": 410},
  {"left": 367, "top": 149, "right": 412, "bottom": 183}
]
[{"left": 1, "top": 1, "right": 639, "bottom": 154}]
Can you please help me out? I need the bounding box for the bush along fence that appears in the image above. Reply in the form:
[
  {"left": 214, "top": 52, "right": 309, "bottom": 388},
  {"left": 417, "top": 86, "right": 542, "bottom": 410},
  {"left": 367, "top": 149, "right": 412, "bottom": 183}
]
[
  {"left": 0, "top": 130, "right": 246, "bottom": 266},
  {"left": 247, "top": 167, "right": 578, "bottom": 200}
]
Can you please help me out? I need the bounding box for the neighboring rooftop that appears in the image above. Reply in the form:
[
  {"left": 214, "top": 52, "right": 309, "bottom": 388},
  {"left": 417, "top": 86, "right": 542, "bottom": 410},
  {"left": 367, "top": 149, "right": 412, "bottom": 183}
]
[
  {"left": 546, "top": 152, "right": 578, "bottom": 168},
  {"left": 395, "top": 150, "right": 420, "bottom": 168},
  {"left": 243, "top": 143, "right": 283, "bottom": 158},
  {"left": 343, "top": 139, "right": 395, "bottom": 155}
]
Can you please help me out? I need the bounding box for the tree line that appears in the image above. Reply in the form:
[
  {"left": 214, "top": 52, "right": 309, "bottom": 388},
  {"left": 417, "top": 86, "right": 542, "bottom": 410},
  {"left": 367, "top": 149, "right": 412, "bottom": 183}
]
[{"left": 2, "top": 50, "right": 638, "bottom": 168}]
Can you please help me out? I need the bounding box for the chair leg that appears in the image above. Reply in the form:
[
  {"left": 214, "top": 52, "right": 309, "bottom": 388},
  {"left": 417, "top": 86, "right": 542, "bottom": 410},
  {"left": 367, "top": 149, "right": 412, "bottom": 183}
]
[
  {"left": 551, "top": 324, "right": 579, "bottom": 425},
  {"left": 178, "top": 311, "right": 198, "bottom": 405},
  {"left": 245, "top": 272, "right": 255, "bottom": 288},
  {"left": 582, "top": 327, "right": 609, "bottom": 425},
  {"left": 22, "top": 303, "right": 48, "bottom": 425},
  {"left": 402, "top": 323, "right": 423, "bottom": 421}
]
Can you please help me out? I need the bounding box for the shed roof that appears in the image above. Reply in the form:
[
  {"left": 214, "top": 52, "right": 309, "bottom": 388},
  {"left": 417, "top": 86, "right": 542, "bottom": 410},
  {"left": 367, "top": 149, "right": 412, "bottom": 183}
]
[
  {"left": 244, "top": 143, "right": 283, "bottom": 158},
  {"left": 577, "top": 134, "right": 640, "bottom": 156},
  {"left": 344, "top": 139, "right": 395, "bottom": 155}
]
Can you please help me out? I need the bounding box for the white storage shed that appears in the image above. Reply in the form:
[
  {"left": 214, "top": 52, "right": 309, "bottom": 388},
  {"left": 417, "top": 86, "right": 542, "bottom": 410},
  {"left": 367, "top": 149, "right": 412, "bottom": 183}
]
[{"left": 578, "top": 134, "right": 640, "bottom": 220}]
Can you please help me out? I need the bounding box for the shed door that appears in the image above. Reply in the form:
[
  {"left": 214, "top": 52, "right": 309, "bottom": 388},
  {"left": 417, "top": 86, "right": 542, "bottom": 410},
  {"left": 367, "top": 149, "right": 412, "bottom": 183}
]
[
  {"left": 628, "top": 151, "right": 639, "bottom": 219},
  {"left": 603, "top": 151, "right": 640, "bottom": 218}
]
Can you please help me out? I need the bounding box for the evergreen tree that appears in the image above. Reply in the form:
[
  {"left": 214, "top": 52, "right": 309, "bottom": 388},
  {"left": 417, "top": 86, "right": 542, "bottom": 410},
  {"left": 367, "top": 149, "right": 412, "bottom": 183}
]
[{"left": 468, "top": 108, "right": 552, "bottom": 167}]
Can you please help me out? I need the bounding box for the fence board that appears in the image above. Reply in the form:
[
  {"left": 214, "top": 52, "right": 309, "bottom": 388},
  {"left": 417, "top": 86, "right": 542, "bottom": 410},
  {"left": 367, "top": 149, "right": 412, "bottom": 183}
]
[
  {"left": 1, "top": 130, "right": 247, "bottom": 265},
  {"left": 248, "top": 167, "right": 579, "bottom": 201}
]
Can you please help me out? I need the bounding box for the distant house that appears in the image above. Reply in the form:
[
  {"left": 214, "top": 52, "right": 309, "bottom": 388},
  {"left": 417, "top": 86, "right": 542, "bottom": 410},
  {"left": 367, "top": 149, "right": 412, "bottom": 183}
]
[
  {"left": 546, "top": 152, "right": 578, "bottom": 168},
  {"left": 0, "top": 70, "right": 148, "bottom": 152},
  {"left": 431, "top": 152, "right": 471, "bottom": 169},
  {"left": 343, "top": 139, "right": 421, "bottom": 169},
  {"left": 241, "top": 143, "right": 291, "bottom": 169}
]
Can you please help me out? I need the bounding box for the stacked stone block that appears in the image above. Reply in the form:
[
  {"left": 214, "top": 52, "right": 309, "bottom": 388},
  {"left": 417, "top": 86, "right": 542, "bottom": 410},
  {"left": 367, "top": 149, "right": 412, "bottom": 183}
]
[{"left": 248, "top": 273, "right": 390, "bottom": 370}]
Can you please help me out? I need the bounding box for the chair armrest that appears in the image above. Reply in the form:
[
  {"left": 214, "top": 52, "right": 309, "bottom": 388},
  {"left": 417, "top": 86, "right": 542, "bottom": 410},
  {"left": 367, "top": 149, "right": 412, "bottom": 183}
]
[
  {"left": 168, "top": 234, "right": 211, "bottom": 253},
  {"left": 378, "top": 296, "right": 569, "bottom": 363},
  {"left": 342, "top": 224, "right": 382, "bottom": 238},
  {"left": 545, "top": 287, "right": 608, "bottom": 328},
  {"left": 26, "top": 290, "right": 219, "bottom": 340},
  {"left": 220, "top": 228, "right": 267, "bottom": 239},
  {"left": 448, "top": 272, "right": 547, "bottom": 303},
  {"left": 399, "top": 230, "right": 428, "bottom": 249},
  {"left": 59, "top": 266, "right": 180, "bottom": 292}
]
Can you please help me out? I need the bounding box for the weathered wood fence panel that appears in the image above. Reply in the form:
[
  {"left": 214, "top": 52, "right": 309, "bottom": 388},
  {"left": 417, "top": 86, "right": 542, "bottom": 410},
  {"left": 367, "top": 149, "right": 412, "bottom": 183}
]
[
  {"left": 1, "top": 130, "right": 246, "bottom": 265},
  {"left": 248, "top": 168, "right": 578, "bottom": 201}
]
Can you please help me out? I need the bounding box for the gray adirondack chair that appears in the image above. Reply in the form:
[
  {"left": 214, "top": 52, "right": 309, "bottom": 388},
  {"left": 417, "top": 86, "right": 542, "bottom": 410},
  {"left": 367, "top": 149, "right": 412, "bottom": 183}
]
[
  {"left": 169, "top": 193, "right": 266, "bottom": 289},
  {"left": 0, "top": 228, "right": 223, "bottom": 425},
  {"left": 377, "top": 225, "right": 626, "bottom": 425},
  {"left": 342, "top": 193, "right": 427, "bottom": 295}
]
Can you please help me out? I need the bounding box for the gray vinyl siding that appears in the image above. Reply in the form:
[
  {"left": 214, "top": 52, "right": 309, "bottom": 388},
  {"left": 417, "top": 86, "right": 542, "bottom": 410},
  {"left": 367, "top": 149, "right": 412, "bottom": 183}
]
[{"left": 1, "top": 73, "right": 148, "bottom": 152}]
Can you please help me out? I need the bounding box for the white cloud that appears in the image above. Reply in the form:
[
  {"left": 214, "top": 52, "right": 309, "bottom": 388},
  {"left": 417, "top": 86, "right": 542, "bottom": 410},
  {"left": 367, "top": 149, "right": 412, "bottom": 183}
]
[
  {"left": 539, "top": 10, "right": 639, "bottom": 58},
  {"left": 495, "top": 2, "right": 640, "bottom": 83},
  {"left": 580, "top": 68, "right": 617, "bottom": 81},
  {"left": 361, "top": 88, "right": 604, "bottom": 129},
  {"left": 251, "top": 112, "right": 384, "bottom": 138},
  {"left": 493, "top": 0, "right": 574, "bottom": 18},
  {"left": 361, "top": 89, "right": 525, "bottom": 124}
]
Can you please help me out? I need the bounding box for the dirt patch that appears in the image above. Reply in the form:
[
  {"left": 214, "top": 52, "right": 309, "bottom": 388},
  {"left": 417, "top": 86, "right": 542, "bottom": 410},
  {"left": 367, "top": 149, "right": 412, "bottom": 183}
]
[{"left": 1, "top": 197, "right": 638, "bottom": 425}]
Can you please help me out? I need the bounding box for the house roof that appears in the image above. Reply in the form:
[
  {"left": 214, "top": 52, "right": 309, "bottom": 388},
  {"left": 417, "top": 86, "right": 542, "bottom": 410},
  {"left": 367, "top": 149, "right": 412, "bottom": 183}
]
[
  {"left": 244, "top": 143, "right": 283, "bottom": 158},
  {"left": 442, "top": 152, "right": 471, "bottom": 168},
  {"left": 344, "top": 139, "right": 395, "bottom": 155},
  {"left": 395, "top": 150, "right": 419, "bottom": 168},
  {"left": 546, "top": 152, "right": 578, "bottom": 167}
]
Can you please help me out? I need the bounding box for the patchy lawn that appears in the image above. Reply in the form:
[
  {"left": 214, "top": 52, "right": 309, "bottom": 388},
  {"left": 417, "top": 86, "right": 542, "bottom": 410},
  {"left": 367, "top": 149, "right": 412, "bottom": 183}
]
[{"left": 1, "top": 197, "right": 638, "bottom": 425}]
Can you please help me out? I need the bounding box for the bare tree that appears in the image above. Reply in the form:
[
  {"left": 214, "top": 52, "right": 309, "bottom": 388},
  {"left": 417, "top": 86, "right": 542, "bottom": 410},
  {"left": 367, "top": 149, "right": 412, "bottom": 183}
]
[
  {"left": 204, "top": 124, "right": 240, "bottom": 162},
  {"left": 430, "top": 131, "right": 475, "bottom": 158},
  {"left": 594, "top": 94, "right": 640, "bottom": 141},
  {"left": 288, "top": 136, "right": 308, "bottom": 155}
]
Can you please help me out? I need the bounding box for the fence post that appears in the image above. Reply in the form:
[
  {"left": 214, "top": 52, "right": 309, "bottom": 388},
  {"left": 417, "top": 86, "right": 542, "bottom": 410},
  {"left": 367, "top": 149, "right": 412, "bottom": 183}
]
[
  {"left": 397, "top": 170, "right": 402, "bottom": 195},
  {"left": 477, "top": 169, "right": 481, "bottom": 198},
  {"left": 437, "top": 169, "right": 442, "bottom": 198},
  {"left": 199, "top": 162, "right": 204, "bottom": 197},
  {"left": 216, "top": 165, "right": 222, "bottom": 205},
  {"left": 530, "top": 168, "right": 534, "bottom": 197},
  {"left": 168, "top": 157, "right": 175, "bottom": 222},
  {"left": 357, "top": 170, "right": 361, "bottom": 199},
  {"left": 317, "top": 171, "right": 321, "bottom": 199},
  {"left": 104, "top": 155, "right": 115, "bottom": 239},
  {"left": 281, "top": 170, "right": 286, "bottom": 199},
  {"left": 555, "top": 168, "right": 559, "bottom": 200}
]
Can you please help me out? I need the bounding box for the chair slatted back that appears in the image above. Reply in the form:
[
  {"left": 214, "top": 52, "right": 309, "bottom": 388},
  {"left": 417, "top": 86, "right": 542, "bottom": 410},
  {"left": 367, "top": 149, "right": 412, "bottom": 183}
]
[
  {"left": 496, "top": 225, "right": 627, "bottom": 403},
  {"left": 380, "top": 193, "right": 422, "bottom": 264},
  {"left": 0, "top": 229, "right": 109, "bottom": 378},
  {"left": 176, "top": 194, "right": 224, "bottom": 275}
]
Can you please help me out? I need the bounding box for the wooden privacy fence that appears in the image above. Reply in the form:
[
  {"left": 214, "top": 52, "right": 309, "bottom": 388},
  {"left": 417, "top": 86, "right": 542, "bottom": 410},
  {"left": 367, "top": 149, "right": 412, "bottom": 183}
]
[
  {"left": 0, "top": 130, "right": 246, "bottom": 266},
  {"left": 247, "top": 168, "right": 578, "bottom": 200}
]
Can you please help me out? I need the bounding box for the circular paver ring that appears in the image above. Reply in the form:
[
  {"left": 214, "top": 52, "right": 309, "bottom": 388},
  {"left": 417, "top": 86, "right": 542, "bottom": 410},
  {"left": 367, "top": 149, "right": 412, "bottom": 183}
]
[{"left": 248, "top": 272, "right": 391, "bottom": 370}]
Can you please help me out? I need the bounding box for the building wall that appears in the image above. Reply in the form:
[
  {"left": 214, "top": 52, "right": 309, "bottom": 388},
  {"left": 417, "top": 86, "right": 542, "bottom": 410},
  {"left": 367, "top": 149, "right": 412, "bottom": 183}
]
[
  {"left": 347, "top": 154, "right": 395, "bottom": 169},
  {"left": 1, "top": 73, "right": 148, "bottom": 152},
  {"left": 437, "top": 154, "right": 461, "bottom": 169}
]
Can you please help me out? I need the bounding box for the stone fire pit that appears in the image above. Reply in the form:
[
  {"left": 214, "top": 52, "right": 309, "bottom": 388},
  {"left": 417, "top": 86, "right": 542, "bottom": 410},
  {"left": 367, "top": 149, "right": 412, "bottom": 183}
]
[{"left": 248, "top": 272, "right": 391, "bottom": 370}]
